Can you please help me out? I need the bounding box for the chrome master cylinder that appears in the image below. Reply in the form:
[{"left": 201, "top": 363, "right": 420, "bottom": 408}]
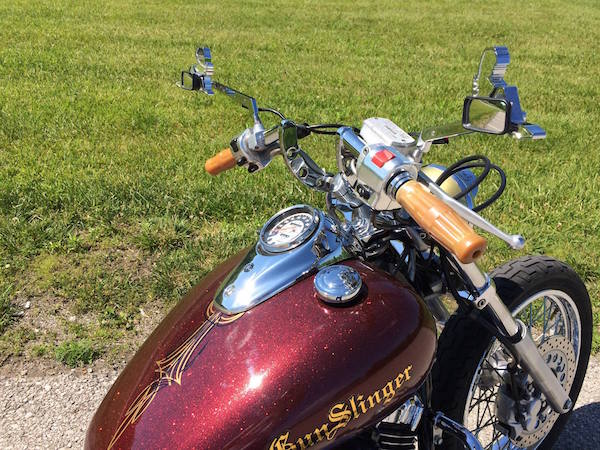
[{"left": 337, "top": 118, "right": 419, "bottom": 211}]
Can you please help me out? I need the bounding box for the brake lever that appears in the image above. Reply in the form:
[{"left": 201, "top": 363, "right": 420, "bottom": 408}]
[{"left": 426, "top": 179, "right": 525, "bottom": 249}]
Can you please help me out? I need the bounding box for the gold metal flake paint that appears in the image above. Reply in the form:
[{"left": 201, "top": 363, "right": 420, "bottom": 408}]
[{"left": 269, "top": 365, "right": 413, "bottom": 450}]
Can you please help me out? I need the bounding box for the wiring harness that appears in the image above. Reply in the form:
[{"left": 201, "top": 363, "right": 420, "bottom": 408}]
[{"left": 435, "top": 155, "right": 506, "bottom": 212}]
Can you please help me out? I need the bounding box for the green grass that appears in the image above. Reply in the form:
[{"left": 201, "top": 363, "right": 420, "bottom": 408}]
[
  {"left": 0, "top": 283, "right": 14, "bottom": 334},
  {"left": 54, "top": 339, "right": 100, "bottom": 367},
  {"left": 0, "top": 0, "right": 599, "bottom": 363}
]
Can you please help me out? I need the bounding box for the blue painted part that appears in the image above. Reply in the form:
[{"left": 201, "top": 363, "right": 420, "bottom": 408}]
[{"left": 504, "top": 85, "right": 527, "bottom": 124}]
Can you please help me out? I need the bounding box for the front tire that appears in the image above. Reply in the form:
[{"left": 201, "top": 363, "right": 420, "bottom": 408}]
[{"left": 431, "top": 256, "right": 592, "bottom": 449}]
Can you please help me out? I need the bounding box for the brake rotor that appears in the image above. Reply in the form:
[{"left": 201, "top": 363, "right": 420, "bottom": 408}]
[{"left": 508, "top": 335, "right": 576, "bottom": 447}]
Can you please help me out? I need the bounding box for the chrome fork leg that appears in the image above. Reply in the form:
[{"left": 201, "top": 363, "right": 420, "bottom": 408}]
[{"left": 458, "top": 262, "right": 572, "bottom": 414}]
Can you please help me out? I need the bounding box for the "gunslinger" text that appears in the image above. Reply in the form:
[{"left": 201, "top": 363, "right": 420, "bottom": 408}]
[{"left": 270, "top": 365, "right": 413, "bottom": 450}]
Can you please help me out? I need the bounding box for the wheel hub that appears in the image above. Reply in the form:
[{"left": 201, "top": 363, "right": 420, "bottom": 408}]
[{"left": 495, "top": 335, "right": 576, "bottom": 447}]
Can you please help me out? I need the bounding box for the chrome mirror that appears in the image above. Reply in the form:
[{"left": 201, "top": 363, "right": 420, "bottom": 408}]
[
  {"left": 178, "top": 46, "right": 214, "bottom": 94},
  {"left": 178, "top": 70, "right": 199, "bottom": 91},
  {"left": 472, "top": 46, "right": 510, "bottom": 96},
  {"left": 469, "top": 46, "right": 547, "bottom": 139},
  {"left": 195, "top": 46, "right": 214, "bottom": 76},
  {"left": 462, "top": 96, "right": 510, "bottom": 135},
  {"left": 179, "top": 46, "right": 263, "bottom": 126}
]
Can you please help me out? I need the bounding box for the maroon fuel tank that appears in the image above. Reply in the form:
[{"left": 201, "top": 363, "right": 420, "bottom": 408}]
[{"left": 85, "top": 252, "right": 436, "bottom": 450}]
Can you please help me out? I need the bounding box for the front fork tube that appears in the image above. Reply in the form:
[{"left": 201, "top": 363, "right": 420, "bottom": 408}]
[{"left": 458, "top": 261, "right": 573, "bottom": 414}]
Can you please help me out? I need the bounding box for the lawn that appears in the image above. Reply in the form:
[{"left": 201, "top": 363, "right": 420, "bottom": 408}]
[{"left": 1, "top": 0, "right": 599, "bottom": 366}]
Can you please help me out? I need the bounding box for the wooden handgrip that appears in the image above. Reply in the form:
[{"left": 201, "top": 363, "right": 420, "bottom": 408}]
[
  {"left": 395, "top": 180, "right": 487, "bottom": 263},
  {"left": 205, "top": 148, "right": 236, "bottom": 175}
]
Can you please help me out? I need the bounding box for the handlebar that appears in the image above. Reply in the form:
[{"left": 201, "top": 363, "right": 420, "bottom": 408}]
[
  {"left": 185, "top": 44, "right": 538, "bottom": 262},
  {"left": 205, "top": 148, "right": 236, "bottom": 175},
  {"left": 395, "top": 180, "right": 487, "bottom": 263}
]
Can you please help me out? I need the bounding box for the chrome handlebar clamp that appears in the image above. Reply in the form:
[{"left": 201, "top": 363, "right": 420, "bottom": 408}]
[
  {"left": 279, "top": 120, "right": 332, "bottom": 191},
  {"left": 230, "top": 127, "right": 277, "bottom": 173}
]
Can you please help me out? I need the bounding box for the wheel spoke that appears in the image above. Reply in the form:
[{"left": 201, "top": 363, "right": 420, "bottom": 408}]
[
  {"left": 542, "top": 297, "right": 547, "bottom": 342},
  {"left": 462, "top": 288, "right": 581, "bottom": 450},
  {"left": 482, "top": 361, "right": 507, "bottom": 382},
  {"left": 472, "top": 417, "right": 498, "bottom": 434}
]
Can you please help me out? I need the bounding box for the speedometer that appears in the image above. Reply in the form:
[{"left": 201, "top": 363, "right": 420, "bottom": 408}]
[{"left": 259, "top": 205, "right": 320, "bottom": 253}]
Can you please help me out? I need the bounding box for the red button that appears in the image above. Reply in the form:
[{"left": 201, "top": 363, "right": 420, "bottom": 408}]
[{"left": 372, "top": 149, "right": 396, "bottom": 168}]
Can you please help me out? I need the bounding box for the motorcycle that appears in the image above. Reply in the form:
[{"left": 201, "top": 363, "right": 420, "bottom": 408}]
[{"left": 85, "top": 46, "right": 592, "bottom": 450}]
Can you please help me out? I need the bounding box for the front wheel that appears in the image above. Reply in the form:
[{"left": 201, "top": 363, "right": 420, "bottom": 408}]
[{"left": 432, "top": 256, "right": 592, "bottom": 449}]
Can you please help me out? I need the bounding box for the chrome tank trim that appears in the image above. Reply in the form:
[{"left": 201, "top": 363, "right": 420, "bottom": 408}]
[{"left": 213, "top": 206, "right": 351, "bottom": 314}]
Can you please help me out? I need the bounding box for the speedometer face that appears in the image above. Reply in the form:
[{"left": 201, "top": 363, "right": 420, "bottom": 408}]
[
  {"left": 264, "top": 213, "right": 313, "bottom": 248},
  {"left": 259, "top": 206, "right": 320, "bottom": 253}
]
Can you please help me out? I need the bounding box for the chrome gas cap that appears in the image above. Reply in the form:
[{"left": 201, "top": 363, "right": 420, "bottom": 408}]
[{"left": 314, "top": 265, "right": 362, "bottom": 304}]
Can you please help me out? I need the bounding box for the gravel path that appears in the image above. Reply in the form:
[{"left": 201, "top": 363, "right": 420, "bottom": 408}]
[
  {"left": 1, "top": 358, "right": 598, "bottom": 449},
  {"left": 0, "top": 367, "right": 118, "bottom": 450}
]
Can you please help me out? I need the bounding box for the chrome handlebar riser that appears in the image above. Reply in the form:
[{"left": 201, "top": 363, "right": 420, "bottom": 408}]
[
  {"left": 338, "top": 126, "right": 366, "bottom": 157},
  {"left": 336, "top": 126, "right": 364, "bottom": 187}
]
